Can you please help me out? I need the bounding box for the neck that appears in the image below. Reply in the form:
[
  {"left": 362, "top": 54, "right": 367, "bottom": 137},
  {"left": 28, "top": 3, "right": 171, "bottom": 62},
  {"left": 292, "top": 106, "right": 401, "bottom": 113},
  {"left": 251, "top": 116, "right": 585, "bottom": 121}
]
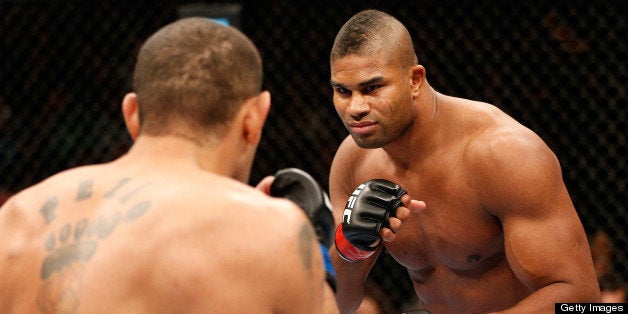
[
  {"left": 382, "top": 85, "right": 442, "bottom": 169},
  {"left": 122, "top": 134, "right": 251, "bottom": 182}
]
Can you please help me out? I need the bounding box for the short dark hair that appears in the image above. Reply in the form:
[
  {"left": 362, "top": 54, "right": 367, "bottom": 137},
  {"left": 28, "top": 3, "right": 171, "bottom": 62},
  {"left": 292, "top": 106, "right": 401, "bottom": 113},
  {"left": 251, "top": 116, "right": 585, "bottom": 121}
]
[
  {"left": 331, "top": 10, "right": 396, "bottom": 60},
  {"left": 331, "top": 10, "right": 417, "bottom": 67},
  {"left": 133, "top": 17, "right": 262, "bottom": 136}
]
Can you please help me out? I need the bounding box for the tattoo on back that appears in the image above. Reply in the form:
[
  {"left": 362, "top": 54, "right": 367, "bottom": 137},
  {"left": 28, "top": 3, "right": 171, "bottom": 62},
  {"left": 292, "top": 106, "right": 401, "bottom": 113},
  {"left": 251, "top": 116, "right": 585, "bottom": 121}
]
[
  {"left": 39, "top": 197, "right": 58, "bottom": 225},
  {"left": 36, "top": 177, "right": 153, "bottom": 314},
  {"left": 76, "top": 180, "right": 93, "bottom": 201}
]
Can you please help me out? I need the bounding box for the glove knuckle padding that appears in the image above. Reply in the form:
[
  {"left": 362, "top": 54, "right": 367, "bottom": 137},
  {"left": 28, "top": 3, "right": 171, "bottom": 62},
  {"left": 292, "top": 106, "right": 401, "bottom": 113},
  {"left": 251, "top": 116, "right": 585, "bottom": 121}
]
[
  {"left": 342, "top": 179, "right": 407, "bottom": 250},
  {"left": 270, "top": 168, "right": 335, "bottom": 248},
  {"left": 370, "top": 179, "right": 406, "bottom": 208},
  {"left": 365, "top": 191, "right": 395, "bottom": 219}
]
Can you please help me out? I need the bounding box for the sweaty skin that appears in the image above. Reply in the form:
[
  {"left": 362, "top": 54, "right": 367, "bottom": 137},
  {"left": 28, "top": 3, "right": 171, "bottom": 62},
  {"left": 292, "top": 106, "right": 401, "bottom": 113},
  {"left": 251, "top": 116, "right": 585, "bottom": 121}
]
[
  {"left": 329, "top": 45, "right": 599, "bottom": 313},
  {"left": 0, "top": 137, "right": 330, "bottom": 314}
]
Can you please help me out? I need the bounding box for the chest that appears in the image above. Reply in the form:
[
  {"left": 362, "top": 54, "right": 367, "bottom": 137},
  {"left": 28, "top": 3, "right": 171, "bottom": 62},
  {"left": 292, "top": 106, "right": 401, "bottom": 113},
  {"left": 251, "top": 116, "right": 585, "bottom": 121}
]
[
  {"left": 389, "top": 197, "right": 503, "bottom": 273},
  {"left": 354, "top": 154, "right": 503, "bottom": 272}
]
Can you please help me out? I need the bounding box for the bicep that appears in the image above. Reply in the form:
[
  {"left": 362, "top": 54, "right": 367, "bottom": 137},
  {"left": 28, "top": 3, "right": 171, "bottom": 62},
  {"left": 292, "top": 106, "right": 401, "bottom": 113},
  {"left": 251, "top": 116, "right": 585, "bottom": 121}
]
[
  {"left": 478, "top": 135, "right": 596, "bottom": 290},
  {"left": 501, "top": 200, "right": 593, "bottom": 290}
]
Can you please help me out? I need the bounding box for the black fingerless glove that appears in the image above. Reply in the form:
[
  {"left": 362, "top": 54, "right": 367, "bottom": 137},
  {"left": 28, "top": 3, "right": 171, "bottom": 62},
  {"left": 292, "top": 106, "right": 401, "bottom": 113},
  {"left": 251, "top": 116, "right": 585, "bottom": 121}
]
[
  {"left": 335, "top": 179, "right": 407, "bottom": 262},
  {"left": 270, "top": 168, "right": 336, "bottom": 291},
  {"left": 270, "top": 168, "right": 334, "bottom": 248}
]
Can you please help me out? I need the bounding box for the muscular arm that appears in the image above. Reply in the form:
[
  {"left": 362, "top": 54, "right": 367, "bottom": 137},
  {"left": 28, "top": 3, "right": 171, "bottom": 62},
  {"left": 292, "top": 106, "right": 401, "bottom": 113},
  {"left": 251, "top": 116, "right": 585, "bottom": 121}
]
[
  {"left": 245, "top": 197, "right": 338, "bottom": 313},
  {"left": 275, "top": 212, "right": 336, "bottom": 314},
  {"left": 474, "top": 131, "right": 600, "bottom": 312},
  {"left": 258, "top": 172, "right": 339, "bottom": 313},
  {"left": 328, "top": 138, "right": 381, "bottom": 313},
  {"left": 329, "top": 138, "right": 424, "bottom": 313}
]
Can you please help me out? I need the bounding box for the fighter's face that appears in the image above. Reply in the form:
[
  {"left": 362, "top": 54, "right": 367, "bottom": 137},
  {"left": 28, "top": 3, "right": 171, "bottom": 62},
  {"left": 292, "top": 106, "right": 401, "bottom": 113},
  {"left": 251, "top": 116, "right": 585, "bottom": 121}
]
[{"left": 330, "top": 53, "right": 414, "bottom": 149}]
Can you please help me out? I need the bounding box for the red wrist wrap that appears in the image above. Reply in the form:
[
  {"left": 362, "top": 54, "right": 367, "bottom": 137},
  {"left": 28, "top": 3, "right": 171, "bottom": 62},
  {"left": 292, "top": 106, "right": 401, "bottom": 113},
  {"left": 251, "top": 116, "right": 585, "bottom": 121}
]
[{"left": 334, "top": 225, "right": 375, "bottom": 262}]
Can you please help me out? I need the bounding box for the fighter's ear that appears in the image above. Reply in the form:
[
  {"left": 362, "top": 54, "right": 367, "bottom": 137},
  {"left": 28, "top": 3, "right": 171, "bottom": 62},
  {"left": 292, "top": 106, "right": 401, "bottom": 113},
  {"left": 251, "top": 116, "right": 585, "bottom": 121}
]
[
  {"left": 122, "top": 93, "right": 140, "bottom": 141},
  {"left": 410, "top": 65, "right": 425, "bottom": 97},
  {"left": 242, "top": 91, "right": 271, "bottom": 145}
]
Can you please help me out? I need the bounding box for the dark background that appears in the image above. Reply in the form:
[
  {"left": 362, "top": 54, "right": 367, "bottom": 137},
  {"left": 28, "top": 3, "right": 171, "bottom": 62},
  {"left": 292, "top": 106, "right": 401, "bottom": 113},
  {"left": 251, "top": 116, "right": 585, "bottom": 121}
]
[{"left": 1, "top": 0, "right": 625, "bottom": 311}]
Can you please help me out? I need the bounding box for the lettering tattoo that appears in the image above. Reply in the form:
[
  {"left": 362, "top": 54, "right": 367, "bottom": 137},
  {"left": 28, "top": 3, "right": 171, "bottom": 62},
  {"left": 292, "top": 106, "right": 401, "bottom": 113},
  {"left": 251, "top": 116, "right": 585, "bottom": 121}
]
[
  {"left": 39, "top": 197, "right": 58, "bottom": 225},
  {"left": 76, "top": 180, "right": 93, "bottom": 201},
  {"left": 103, "top": 177, "right": 130, "bottom": 199},
  {"left": 37, "top": 177, "right": 152, "bottom": 314}
]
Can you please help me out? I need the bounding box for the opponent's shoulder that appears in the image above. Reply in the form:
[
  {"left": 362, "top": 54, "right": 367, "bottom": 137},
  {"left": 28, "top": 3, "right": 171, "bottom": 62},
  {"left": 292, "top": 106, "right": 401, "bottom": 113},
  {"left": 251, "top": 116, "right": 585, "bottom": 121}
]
[
  {"left": 173, "top": 174, "right": 311, "bottom": 239},
  {"left": 232, "top": 185, "right": 311, "bottom": 230},
  {"left": 0, "top": 193, "right": 31, "bottom": 234},
  {"left": 153, "top": 182, "right": 315, "bottom": 277},
  {"left": 0, "top": 164, "right": 97, "bottom": 217},
  {"left": 129, "top": 185, "right": 318, "bottom": 311},
  {"left": 191, "top": 174, "right": 306, "bottom": 217}
]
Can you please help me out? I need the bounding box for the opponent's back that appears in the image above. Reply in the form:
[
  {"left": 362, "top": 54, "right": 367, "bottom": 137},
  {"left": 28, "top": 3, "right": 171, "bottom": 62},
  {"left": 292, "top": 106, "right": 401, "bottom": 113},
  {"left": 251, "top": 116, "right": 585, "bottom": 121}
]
[{"left": 0, "top": 160, "right": 325, "bottom": 313}]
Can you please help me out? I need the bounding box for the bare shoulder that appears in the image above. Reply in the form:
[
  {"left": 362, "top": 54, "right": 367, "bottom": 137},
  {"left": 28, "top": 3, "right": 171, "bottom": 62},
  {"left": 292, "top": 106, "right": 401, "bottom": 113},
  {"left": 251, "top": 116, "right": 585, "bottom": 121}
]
[
  {"left": 0, "top": 164, "right": 99, "bottom": 223},
  {"left": 331, "top": 135, "right": 365, "bottom": 169},
  {"left": 154, "top": 173, "right": 315, "bottom": 258},
  {"left": 465, "top": 108, "right": 559, "bottom": 175},
  {"left": 146, "top": 179, "right": 321, "bottom": 310},
  {"left": 461, "top": 105, "right": 565, "bottom": 216},
  {"left": 329, "top": 135, "right": 380, "bottom": 185},
  {"left": 189, "top": 174, "right": 311, "bottom": 227}
]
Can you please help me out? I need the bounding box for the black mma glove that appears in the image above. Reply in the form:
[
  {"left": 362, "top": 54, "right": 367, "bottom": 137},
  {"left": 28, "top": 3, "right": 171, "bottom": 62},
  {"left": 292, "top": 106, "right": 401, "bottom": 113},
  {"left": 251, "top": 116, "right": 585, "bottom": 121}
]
[
  {"left": 270, "top": 168, "right": 336, "bottom": 291},
  {"left": 270, "top": 168, "right": 334, "bottom": 248},
  {"left": 334, "top": 179, "right": 407, "bottom": 262}
]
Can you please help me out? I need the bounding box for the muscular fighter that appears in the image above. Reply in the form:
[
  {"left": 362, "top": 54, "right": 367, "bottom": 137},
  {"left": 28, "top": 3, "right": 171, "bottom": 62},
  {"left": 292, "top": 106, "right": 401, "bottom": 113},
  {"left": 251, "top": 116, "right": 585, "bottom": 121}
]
[
  {"left": 0, "top": 18, "right": 337, "bottom": 313},
  {"left": 328, "top": 9, "right": 600, "bottom": 313}
]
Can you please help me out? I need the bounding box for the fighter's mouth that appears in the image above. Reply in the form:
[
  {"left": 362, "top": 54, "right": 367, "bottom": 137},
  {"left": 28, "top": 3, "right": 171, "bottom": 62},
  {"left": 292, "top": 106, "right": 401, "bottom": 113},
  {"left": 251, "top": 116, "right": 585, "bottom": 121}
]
[{"left": 348, "top": 121, "right": 377, "bottom": 135}]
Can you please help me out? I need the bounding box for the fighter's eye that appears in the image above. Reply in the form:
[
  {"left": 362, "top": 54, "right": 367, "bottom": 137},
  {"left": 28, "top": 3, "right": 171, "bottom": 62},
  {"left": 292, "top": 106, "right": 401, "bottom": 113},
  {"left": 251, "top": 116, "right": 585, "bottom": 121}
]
[
  {"left": 335, "top": 87, "right": 351, "bottom": 95},
  {"left": 363, "top": 85, "right": 380, "bottom": 93}
]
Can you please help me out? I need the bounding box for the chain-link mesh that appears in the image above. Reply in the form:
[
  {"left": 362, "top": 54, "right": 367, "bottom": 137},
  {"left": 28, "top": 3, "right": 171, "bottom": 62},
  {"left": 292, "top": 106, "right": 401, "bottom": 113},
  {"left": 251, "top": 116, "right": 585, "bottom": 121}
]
[{"left": 1, "top": 0, "right": 625, "bottom": 311}]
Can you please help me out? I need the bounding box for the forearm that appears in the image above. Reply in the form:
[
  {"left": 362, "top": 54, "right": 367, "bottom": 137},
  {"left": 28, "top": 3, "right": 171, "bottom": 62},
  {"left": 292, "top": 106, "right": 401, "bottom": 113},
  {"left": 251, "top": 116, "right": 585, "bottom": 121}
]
[
  {"left": 331, "top": 247, "right": 380, "bottom": 314},
  {"left": 329, "top": 178, "right": 415, "bottom": 312},
  {"left": 492, "top": 282, "right": 601, "bottom": 314}
]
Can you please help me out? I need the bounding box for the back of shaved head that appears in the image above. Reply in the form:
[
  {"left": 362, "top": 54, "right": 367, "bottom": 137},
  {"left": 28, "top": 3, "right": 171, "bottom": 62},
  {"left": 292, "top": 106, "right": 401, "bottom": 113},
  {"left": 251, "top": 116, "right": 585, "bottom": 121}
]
[
  {"left": 133, "top": 17, "right": 263, "bottom": 137},
  {"left": 331, "top": 9, "right": 418, "bottom": 68}
]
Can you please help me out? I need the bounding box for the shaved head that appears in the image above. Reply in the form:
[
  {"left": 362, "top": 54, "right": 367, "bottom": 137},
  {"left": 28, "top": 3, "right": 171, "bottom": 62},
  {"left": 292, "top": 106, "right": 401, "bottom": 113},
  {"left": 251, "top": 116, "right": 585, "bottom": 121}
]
[
  {"left": 331, "top": 9, "right": 418, "bottom": 68},
  {"left": 133, "top": 17, "right": 263, "bottom": 138}
]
